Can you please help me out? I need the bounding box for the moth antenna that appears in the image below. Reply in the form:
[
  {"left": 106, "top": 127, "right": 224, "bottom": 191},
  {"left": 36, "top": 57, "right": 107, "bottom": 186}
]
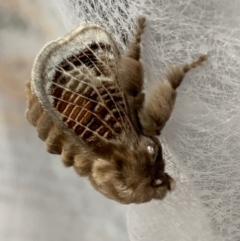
[{"left": 167, "top": 54, "right": 207, "bottom": 89}]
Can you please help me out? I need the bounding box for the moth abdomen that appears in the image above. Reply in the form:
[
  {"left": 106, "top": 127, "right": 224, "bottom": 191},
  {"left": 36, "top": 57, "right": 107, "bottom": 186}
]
[
  {"left": 45, "top": 126, "right": 65, "bottom": 155},
  {"left": 36, "top": 111, "right": 54, "bottom": 141}
]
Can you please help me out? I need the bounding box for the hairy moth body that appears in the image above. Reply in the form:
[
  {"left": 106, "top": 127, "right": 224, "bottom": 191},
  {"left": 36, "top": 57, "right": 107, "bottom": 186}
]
[{"left": 26, "top": 16, "right": 206, "bottom": 204}]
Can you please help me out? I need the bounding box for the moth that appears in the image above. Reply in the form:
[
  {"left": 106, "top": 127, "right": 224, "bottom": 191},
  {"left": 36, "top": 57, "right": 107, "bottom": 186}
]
[{"left": 26, "top": 16, "right": 207, "bottom": 204}]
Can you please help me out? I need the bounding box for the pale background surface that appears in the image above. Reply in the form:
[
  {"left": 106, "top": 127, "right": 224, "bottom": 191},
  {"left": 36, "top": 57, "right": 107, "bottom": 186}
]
[{"left": 0, "top": 1, "right": 128, "bottom": 241}]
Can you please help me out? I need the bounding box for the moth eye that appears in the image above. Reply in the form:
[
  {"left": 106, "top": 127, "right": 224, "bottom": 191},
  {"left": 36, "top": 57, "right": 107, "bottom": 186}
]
[
  {"left": 154, "top": 179, "right": 162, "bottom": 186},
  {"left": 147, "top": 145, "right": 157, "bottom": 166},
  {"left": 147, "top": 145, "right": 154, "bottom": 155}
]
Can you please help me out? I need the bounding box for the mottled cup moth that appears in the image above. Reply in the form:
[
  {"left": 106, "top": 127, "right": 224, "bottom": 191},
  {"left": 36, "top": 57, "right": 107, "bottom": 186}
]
[{"left": 26, "top": 16, "right": 206, "bottom": 204}]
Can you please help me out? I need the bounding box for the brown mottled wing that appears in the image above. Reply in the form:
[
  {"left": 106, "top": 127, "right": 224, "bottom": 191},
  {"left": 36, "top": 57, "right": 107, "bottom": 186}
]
[{"left": 32, "top": 23, "right": 137, "bottom": 147}]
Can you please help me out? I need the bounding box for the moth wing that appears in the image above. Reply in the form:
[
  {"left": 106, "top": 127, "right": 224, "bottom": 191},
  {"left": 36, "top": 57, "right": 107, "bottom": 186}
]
[{"left": 32, "top": 23, "right": 137, "bottom": 147}]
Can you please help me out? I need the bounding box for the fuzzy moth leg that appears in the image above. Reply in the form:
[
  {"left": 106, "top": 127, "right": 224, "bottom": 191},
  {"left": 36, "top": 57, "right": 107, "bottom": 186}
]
[
  {"left": 138, "top": 55, "right": 207, "bottom": 136},
  {"left": 119, "top": 16, "right": 146, "bottom": 100}
]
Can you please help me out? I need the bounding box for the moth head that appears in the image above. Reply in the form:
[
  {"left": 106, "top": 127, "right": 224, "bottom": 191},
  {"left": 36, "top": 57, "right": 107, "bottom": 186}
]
[{"left": 89, "top": 138, "right": 175, "bottom": 204}]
